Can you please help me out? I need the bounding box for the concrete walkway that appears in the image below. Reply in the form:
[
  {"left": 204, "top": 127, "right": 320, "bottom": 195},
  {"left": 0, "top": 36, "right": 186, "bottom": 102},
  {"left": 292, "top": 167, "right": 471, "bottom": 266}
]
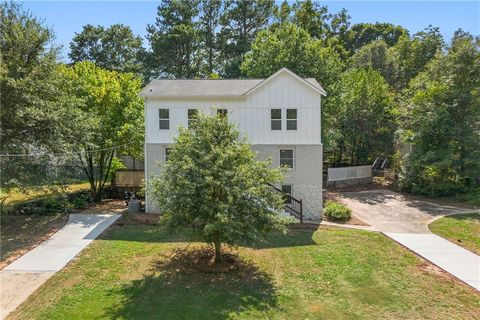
[
  {"left": 385, "top": 233, "right": 480, "bottom": 290},
  {"left": 0, "top": 213, "right": 121, "bottom": 319},
  {"left": 335, "top": 189, "right": 479, "bottom": 291}
]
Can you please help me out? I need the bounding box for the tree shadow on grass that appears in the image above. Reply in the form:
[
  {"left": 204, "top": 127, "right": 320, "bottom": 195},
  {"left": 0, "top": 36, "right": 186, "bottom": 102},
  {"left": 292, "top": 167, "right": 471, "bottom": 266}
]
[
  {"left": 102, "top": 223, "right": 318, "bottom": 249},
  {"left": 248, "top": 226, "right": 318, "bottom": 249},
  {"left": 441, "top": 212, "right": 480, "bottom": 222},
  {"left": 104, "top": 247, "right": 280, "bottom": 320}
]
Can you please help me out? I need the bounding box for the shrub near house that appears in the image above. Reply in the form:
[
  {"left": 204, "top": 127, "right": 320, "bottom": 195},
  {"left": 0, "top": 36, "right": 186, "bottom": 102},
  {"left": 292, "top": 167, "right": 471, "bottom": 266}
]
[{"left": 324, "top": 200, "right": 352, "bottom": 221}]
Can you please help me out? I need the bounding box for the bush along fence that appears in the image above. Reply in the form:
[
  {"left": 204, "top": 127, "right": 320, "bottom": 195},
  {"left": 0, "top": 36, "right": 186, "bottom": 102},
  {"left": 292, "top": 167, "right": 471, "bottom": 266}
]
[
  {"left": 11, "top": 190, "right": 93, "bottom": 215},
  {"left": 8, "top": 186, "right": 143, "bottom": 216}
]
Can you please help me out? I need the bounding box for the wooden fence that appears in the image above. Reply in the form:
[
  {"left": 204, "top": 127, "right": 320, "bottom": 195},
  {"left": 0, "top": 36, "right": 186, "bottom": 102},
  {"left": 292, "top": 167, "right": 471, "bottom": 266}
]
[{"left": 113, "top": 170, "right": 144, "bottom": 187}]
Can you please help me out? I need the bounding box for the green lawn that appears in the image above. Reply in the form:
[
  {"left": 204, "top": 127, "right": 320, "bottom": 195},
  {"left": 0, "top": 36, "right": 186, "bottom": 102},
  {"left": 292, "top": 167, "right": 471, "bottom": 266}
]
[
  {"left": 9, "top": 225, "right": 479, "bottom": 320},
  {"left": 429, "top": 212, "right": 480, "bottom": 255},
  {"left": 1, "top": 182, "right": 90, "bottom": 208}
]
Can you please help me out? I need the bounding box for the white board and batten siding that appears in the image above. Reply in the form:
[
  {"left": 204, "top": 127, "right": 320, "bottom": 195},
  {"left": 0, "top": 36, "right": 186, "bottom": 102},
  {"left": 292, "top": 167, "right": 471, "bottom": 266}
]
[
  {"left": 144, "top": 71, "right": 322, "bottom": 146},
  {"left": 328, "top": 165, "right": 372, "bottom": 182}
]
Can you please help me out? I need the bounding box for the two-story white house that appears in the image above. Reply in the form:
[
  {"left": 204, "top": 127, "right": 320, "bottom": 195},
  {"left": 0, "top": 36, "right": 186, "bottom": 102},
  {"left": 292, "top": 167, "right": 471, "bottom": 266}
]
[{"left": 140, "top": 68, "right": 326, "bottom": 221}]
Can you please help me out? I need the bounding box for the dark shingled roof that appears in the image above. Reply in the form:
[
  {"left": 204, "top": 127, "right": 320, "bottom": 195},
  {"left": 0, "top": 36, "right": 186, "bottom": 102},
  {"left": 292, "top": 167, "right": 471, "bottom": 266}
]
[{"left": 140, "top": 68, "right": 326, "bottom": 97}]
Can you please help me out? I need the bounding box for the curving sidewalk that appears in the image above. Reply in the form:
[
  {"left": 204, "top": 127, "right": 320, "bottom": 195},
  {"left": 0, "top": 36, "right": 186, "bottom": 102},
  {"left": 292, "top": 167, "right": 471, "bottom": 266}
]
[
  {"left": 334, "top": 189, "right": 479, "bottom": 291},
  {"left": 385, "top": 232, "right": 479, "bottom": 290},
  {"left": 0, "top": 213, "right": 121, "bottom": 319}
]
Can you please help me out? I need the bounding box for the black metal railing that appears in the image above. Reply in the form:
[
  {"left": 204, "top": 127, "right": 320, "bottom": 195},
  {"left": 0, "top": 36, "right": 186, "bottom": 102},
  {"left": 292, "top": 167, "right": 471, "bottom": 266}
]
[{"left": 267, "top": 183, "right": 303, "bottom": 223}]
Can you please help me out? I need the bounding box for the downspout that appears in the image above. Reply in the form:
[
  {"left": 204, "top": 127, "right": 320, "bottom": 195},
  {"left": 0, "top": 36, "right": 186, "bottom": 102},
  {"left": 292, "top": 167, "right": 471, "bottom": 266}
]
[{"left": 144, "top": 96, "right": 148, "bottom": 213}]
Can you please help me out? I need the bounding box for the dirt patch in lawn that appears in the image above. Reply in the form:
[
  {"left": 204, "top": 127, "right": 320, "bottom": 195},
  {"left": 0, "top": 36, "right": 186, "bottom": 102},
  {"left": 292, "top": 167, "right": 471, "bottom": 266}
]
[
  {"left": 76, "top": 199, "right": 127, "bottom": 214},
  {"left": 156, "top": 246, "right": 256, "bottom": 274}
]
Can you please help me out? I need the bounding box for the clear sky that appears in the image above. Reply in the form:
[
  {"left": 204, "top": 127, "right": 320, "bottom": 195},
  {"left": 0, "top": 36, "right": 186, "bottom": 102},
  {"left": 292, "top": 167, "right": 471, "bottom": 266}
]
[{"left": 16, "top": 1, "right": 480, "bottom": 61}]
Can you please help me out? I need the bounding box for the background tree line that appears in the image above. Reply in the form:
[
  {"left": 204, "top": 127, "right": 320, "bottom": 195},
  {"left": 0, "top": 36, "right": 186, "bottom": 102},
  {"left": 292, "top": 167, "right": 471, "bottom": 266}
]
[{"left": 1, "top": 1, "right": 479, "bottom": 201}]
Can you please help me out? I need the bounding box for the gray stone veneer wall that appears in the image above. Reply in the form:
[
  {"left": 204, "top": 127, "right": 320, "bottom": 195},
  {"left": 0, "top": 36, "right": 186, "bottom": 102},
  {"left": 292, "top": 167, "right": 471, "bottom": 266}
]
[
  {"left": 327, "top": 176, "right": 372, "bottom": 188},
  {"left": 251, "top": 145, "right": 323, "bottom": 221},
  {"left": 145, "top": 143, "right": 323, "bottom": 221}
]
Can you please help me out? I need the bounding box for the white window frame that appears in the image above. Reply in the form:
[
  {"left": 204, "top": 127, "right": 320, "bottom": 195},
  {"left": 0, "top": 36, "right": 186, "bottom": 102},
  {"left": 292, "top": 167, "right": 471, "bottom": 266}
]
[
  {"left": 271, "top": 109, "right": 282, "bottom": 130},
  {"left": 159, "top": 108, "right": 169, "bottom": 130},
  {"left": 188, "top": 109, "right": 198, "bottom": 127},
  {"left": 164, "top": 147, "right": 172, "bottom": 162},
  {"left": 281, "top": 184, "right": 294, "bottom": 195},
  {"left": 279, "top": 148, "right": 294, "bottom": 169},
  {"left": 286, "top": 109, "right": 297, "bottom": 130}
]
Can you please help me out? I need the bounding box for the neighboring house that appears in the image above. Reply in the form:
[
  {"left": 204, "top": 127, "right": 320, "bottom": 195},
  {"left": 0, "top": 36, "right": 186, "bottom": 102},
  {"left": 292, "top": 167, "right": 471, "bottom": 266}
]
[{"left": 140, "top": 68, "right": 326, "bottom": 221}]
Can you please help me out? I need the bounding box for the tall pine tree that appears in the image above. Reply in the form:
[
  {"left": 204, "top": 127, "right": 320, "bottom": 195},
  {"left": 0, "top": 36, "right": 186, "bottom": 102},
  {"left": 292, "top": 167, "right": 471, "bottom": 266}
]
[
  {"left": 146, "top": 0, "right": 200, "bottom": 79},
  {"left": 199, "top": 0, "right": 223, "bottom": 76},
  {"left": 219, "top": 0, "right": 275, "bottom": 78}
]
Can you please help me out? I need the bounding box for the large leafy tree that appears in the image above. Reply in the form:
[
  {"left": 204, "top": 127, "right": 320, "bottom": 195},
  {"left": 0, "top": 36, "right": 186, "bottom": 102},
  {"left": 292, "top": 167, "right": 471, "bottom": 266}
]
[
  {"left": 390, "top": 26, "right": 444, "bottom": 88},
  {"left": 219, "top": 0, "right": 275, "bottom": 78},
  {"left": 401, "top": 35, "right": 480, "bottom": 196},
  {"left": 0, "top": 2, "right": 68, "bottom": 153},
  {"left": 61, "top": 62, "right": 144, "bottom": 201},
  {"left": 152, "top": 113, "right": 287, "bottom": 263},
  {"left": 69, "top": 24, "right": 145, "bottom": 74},
  {"left": 332, "top": 68, "right": 398, "bottom": 165},
  {"left": 146, "top": 0, "right": 200, "bottom": 79},
  {"left": 274, "top": 0, "right": 292, "bottom": 24},
  {"left": 291, "top": 0, "right": 329, "bottom": 40},
  {"left": 351, "top": 40, "right": 401, "bottom": 90},
  {"left": 241, "top": 23, "right": 345, "bottom": 155},
  {"left": 343, "top": 22, "right": 409, "bottom": 54},
  {"left": 241, "top": 23, "right": 344, "bottom": 90}
]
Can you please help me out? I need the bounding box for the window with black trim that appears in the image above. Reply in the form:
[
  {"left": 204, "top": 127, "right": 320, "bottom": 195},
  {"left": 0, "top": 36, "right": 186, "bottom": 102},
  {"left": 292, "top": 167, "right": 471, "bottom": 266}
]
[
  {"left": 271, "top": 109, "right": 281, "bottom": 130},
  {"left": 159, "top": 109, "right": 169, "bottom": 130},
  {"left": 188, "top": 109, "right": 198, "bottom": 127},
  {"left": 280, "top": 149, "right": 294, "bottom": 168},
  {"left": 164, "top": 147, "right": 172, "bottom": 162},
  {"left": 281, "top": 184, "right": 293, "bottom": 195},
  {"left": 287, "top": 109, "right": 297, "bottom": 130},
  {"left": 217, "top": 109, "right": 227, "bottom": 118}
]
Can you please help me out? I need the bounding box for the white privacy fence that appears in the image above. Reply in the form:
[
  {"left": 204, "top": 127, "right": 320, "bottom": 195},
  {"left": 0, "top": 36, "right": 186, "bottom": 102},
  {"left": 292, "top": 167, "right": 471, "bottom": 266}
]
[{"left": 328, "top": 165, "right": 372, "bottom": 182}]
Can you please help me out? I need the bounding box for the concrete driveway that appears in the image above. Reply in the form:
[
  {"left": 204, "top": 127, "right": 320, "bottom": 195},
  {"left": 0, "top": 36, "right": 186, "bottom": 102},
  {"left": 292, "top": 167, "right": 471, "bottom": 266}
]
[{"left": 334, "top": 189, "right": 470, "bottom": 233}]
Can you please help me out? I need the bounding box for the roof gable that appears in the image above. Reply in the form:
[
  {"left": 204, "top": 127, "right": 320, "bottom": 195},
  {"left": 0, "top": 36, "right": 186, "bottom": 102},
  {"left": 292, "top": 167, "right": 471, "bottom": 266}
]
[
  {"left": 140, "top": 68, "right": 327, "bottom": 97},
  {"left": 242, "top": 68, "right": 327, "bottom": 96}
]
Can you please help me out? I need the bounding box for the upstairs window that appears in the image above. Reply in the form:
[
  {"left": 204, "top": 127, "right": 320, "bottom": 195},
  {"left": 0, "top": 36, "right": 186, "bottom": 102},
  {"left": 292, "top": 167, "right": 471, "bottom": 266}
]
[
  {"left": 159, "top": 109, "right": 169, "bottom": 130},
  {"left": 287, "top": 109, "right": 297, "bottom": 130},
  {"left": 280, "top": 149, "right": 294, "bottom": 168},
  {"left": 217, "top": 109, "right": 228, "bottom": 118},
  {"left": 271, "top": 109, "right": 281, "bottom": 130},
  {"left": 188, "top": 109, "right": 198, "bottom": 127}
]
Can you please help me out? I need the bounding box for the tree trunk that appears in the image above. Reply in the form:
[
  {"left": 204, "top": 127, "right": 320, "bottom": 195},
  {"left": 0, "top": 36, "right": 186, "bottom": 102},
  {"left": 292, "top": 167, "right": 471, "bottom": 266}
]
[
  {"left": 79, "top": 147, "right": 114, "bottom": 203},
  {"left": 214, "top": 241, "right": 222, "bottom": 264}
]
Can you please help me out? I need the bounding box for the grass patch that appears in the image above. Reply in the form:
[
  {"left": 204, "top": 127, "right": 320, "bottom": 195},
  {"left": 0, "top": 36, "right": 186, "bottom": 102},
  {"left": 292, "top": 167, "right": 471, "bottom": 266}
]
[
  {"left": 1, "top": 182, "right": 90, "bottom": 208},
  {"left": 429, "top": 212, "right": 480, "bottom": 255},
  {"left": 9, "top": 225, "right": 479, "bottom": 320}
]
